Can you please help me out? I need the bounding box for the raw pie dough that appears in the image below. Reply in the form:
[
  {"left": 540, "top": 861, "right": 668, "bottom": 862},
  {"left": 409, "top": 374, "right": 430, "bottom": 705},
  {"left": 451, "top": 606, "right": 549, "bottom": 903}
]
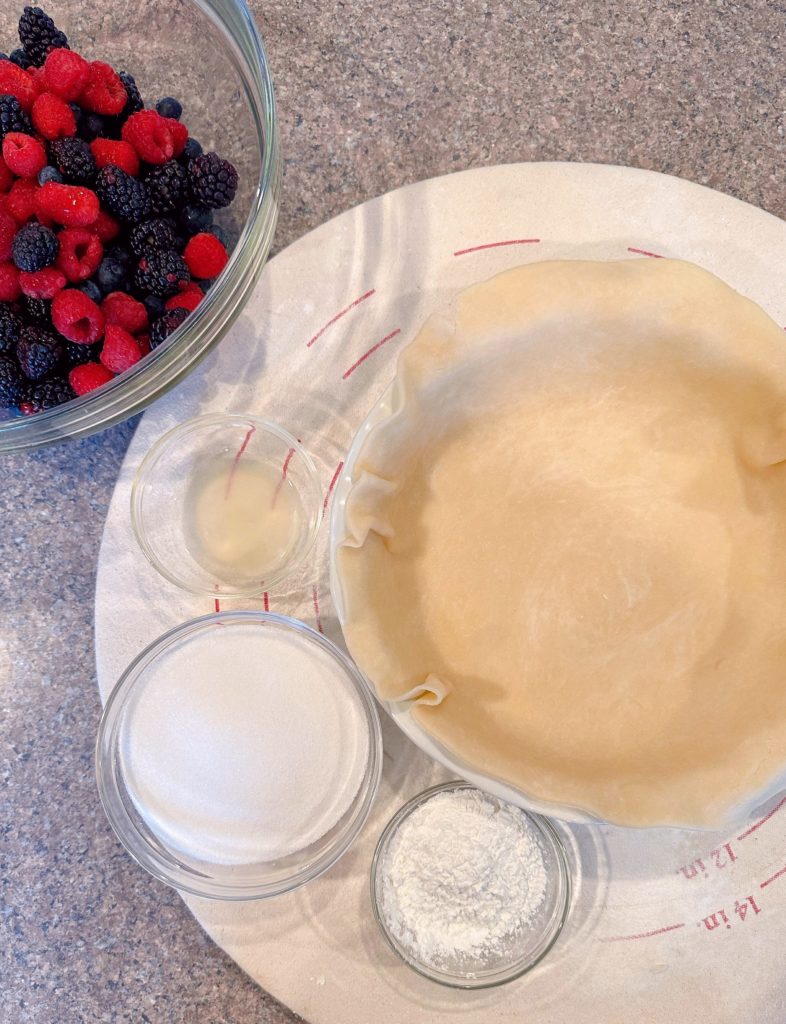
[{"left": 335, "top": 259, "right": 786, "bottom": 827}]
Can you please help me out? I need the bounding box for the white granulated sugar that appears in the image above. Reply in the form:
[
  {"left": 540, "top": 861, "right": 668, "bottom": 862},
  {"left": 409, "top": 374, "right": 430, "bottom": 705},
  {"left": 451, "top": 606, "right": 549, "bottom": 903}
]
[
  {"left": 379, "top": 788, "right": 548, "bottom": 965},
  {"left": 121, "top": 624, "right": 369, "bottom": 864}
]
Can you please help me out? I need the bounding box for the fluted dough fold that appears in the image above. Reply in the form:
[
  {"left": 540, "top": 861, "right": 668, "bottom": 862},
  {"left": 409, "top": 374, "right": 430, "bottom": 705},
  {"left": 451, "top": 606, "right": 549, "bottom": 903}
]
[{"left": 336, "top": 259, "right": 786, "bottom": 826}]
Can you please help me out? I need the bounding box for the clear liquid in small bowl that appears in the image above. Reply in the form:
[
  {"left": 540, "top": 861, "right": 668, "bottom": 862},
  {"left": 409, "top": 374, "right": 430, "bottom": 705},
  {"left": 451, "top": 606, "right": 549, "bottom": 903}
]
[{"left": 183, "top": 455, "right": 304, "bottom": 585}]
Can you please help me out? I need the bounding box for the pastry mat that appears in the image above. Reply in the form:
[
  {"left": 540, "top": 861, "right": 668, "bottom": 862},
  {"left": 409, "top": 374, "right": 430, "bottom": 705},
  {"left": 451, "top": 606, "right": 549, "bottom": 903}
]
[{"left": 95, "top": 163, "right": 786, "bottom": 1023}]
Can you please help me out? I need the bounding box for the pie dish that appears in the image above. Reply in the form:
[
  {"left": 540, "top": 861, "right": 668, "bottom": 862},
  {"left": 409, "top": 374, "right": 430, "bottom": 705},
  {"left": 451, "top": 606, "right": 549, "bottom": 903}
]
[{"left": 333, "top": 258, "right": 786, "bottom": 827}]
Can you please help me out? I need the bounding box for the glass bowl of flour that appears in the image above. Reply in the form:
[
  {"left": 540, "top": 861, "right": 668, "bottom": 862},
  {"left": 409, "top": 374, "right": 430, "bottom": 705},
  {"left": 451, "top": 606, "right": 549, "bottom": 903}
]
[
  {"left": 370, "top": 781, "right": 571, "bottom": 987},
  {"left": 96, "top": 612, "right": 382, "bottom": 899}
]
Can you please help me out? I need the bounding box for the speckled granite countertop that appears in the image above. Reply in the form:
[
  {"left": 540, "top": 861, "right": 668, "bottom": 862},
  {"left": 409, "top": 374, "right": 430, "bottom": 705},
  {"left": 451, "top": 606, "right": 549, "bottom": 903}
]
[{"left": 2, "top": 2, "right": 785, "bottom": 1021}]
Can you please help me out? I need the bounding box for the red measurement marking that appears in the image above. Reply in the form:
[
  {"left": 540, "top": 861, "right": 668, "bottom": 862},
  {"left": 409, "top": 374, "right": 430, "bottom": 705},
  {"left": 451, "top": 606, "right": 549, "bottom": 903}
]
[
  {"left": 627, "top": 246, "right": 664, "bottom": 259},
  {"left": 312, "top": 584, "right": 324, "bottom": 633},
  {"left": 306, "top": 288, "right": 376, "bottom": 348},
  {"left": 737, "top": 793, "right": 786, "bottom": 841},
  {"left": 272, "top": 447, "right": 296, "bottom": 508},
  {"left": 453, "top": 238, "right": 541, "bottom": 257},
  {"left": 760, "top": 865, "right": 786, "bottom": 889},
  {"left": 322, "top": 460, "right": 345, "bottom": 519},
  {"left": 224, "top": 426, "right": 256, "bottom": 499},
  {"left": 263, "top": 592, "right": 270, "bottom": 612},
  {"left": 600, "top": 922, "right": 685, "bottom": 943},
  {"left": 214, "top": 597, "right": 221, "bottom": 613},
  {"left": 342, "top": 328, "right": 401, "bottom": 380}
]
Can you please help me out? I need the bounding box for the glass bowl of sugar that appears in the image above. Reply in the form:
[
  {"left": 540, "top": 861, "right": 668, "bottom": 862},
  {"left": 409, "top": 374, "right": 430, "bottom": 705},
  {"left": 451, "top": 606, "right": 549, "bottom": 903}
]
[
  {"left": 370, "top": 781, "right": 571, "bottom": 988},
  {"left": 96, "top": 612, "right": 382, "bottom": 899},
  {"left": 130, "top": 414, "right": 322, "bottom": 598}
]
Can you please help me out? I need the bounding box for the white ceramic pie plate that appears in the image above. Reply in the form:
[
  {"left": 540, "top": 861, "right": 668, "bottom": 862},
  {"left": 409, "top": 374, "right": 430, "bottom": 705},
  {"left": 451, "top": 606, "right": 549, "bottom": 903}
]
[{"left": 328, "top": 349, "right": 786, "bottom": 832}]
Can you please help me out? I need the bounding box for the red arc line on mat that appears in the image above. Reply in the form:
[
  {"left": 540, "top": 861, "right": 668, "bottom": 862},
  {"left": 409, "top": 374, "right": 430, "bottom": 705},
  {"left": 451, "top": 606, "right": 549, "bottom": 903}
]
[
  {"left": 306, "top": 289, "right": 376, "bottom": 348},
  {"left": 453, "top": 238, "right": 540, "bottom": 256},
  {"left": 343, "top": 329, "right": 401, "bottom": 379},
  {"left": 627, "top": 247, "right": 664, "bottom": 259},
  {"left": 272, "top": 447, "right": 296, "bottom": 507},
  {"left": 322, "top": 461, "right": 345, "bottom": 519},
  {"left": 599, "top": 922, "right": 685, "bottom": 943},
  {"left": 263, "top": 592, "right": 270, "bottom": 612},
  {"left": 312, "top": 585, "right": 324, "bottom": 633},
  {"left": 760, "top": 865, "right": 786, "bottom": 889},
  {"left": 737, "top": 794, "right": 786, "bottom": 841},
  {"left": 224, "top": 426, "right": 256, "bottom": 499}
]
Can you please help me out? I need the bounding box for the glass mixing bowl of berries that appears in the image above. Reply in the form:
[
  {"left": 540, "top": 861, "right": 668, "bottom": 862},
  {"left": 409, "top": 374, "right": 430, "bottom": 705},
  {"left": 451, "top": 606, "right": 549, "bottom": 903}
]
[{"left": 0, "top": 3, "right": 280, "bottom": 452}]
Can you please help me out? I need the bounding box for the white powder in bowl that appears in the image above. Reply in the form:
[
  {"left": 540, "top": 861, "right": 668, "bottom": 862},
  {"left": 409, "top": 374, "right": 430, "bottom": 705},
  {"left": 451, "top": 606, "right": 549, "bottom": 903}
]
[
  {"left": 120, "top": 623, "right": 370, "bottom": 865},
  {"left": 377, "top": 788, "right": 548, "bottom": 966}
]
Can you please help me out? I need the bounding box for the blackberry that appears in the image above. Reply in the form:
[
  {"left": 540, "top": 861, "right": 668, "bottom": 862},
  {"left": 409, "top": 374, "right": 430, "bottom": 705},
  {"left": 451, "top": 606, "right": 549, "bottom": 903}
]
[
  {"left": 16, "top": 324, "right": 61, "bottom": 380},
  {"left": 12, "top": 223, "right": 59, "bottom": 272},
  {"left": 178, "top": 204, "right": 212, "bottom": 237},
  {"left": 144, "top": 160, "right": 188, "bottom": 215},
  {"left": 0, "top": 303, "right": 21, "bottom": 354},
  {"left": 188, "top": 152, "right": 238, "bottom": 210},
  {"left": 49, "top": 137, "right": 96, "bottom": 185},
  {"left": 37, "top": 164, "right": 62, "bottom": 185},
  {"left": 95, "top": 165, "right": 151, "bottom": 222},
  {"left": 155, "top": 97, "right": 181, "bottom": 120},
  {"left": 150, "top": 307, "right": 188, "bottom": 349},
  {"left": 134, "top": 250, "right": 189, "bottom": 297},
  {"left": 129, "top": 218, "right": 179, "bottom": 257},
  {"left": 23, "top": 375, "right": 74, "bottom": 412},
  {"left": 9, "top": 48, "right": 31, "bottom": 70},
  {"left": 18, "top": 7, "right": 69, "bottom": 67},
  {"left": 64, "top": 340, "right": 99, "bottom": 368},
  {"left": 118, "top": 71, "right": 143, "bottom": 116},
  {"left": 0, "top": 355, "right": 24, "bottom": 406},
  {"left": 0, "top": 94, "right": 33, "bottom": 140},
  {"left": 24, "top": 296, "right": 50, "bottom": 323}
]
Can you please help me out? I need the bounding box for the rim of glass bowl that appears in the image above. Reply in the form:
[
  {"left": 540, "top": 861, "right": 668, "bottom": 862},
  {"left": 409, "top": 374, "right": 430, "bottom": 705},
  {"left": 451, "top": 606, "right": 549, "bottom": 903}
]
[
  {"left": 95, "top": 611, "right": 384, "bottom": 900},
  {"left": 370, "top": 780, "right": 572, "bottom": 989},
  {"left": 0, "top": 0, "right": 282, "bottom": 454},
  {"left": 130, "top": 413, "right": 323, "bottom": 598}
]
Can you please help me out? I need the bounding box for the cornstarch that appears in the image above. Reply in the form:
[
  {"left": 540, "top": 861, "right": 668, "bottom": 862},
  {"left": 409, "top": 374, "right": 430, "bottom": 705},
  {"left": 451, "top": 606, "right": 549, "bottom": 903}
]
[
  {"left": 121, "top": 623, "right": 369, "bottom": 864},
  {"left": 378, "top": 788, "right": 547, "bottom": 965}
]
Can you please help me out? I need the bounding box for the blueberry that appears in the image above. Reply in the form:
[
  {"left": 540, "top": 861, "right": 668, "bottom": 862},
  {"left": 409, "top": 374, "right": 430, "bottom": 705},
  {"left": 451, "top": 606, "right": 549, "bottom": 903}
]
[
  {"left": 181, "top": 138, "right": 202, "bottom": 163},
  {"left": 208, "top": 224, "right": 228, "bottom": 247},
  {"left": 0, "top": 54, "right": 8, "bottom": 62},
  {"left": 178, "top": 205, "right": 212, "bottom": 237},
  {"left": 78, "top": 113, "right": 106, "bottom": 143},
  {"left": 37, "top": 165, "right": 63, "bottom": 186},
  {"left": 155, "top": 97, "right": 182, "bottom": 121},
  {"left": 108, "top": 246, "right": 133, "bottom": 268},
  {"left": 10, "top": 48, "right": 31, "bottom": 70},
  {"left": 96, "top": 257, "right": 128, "bottom": 294},
  {"left": 77, "top": 280, "right": 103, "bottom": 305},
  {"left": 142, "top": 294, "right": 165, "bottom": 321}
]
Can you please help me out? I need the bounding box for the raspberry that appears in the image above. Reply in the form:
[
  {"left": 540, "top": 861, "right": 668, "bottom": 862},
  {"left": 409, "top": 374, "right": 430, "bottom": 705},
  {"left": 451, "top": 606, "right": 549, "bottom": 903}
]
[
  {"left": 183, "top": 233, "right": 227, "bottom": 279},
  {"left": 0, "top": 353, "right": 24, "bottom": 404},
  {"left": 165, "top": 286, "right": 203, "bottom": 313},
  {"left": 187, "top": 152, "right": 237, "bottom": 209},
  {"left": 136, "top": 332, "right": 150, "bottom": 357},
  {"left": 0, "top": 61, "right": 36, "bottom": 112},
  {"left": 16, "top": 322, "right": 61, "bottom": 379},
  {"left": 92, "top": 210, "right": 119, "bottom": 244},
  {"left": 52, "top": 287, "right": 104, "bottom": 343},
  {"left": 0, "top": 262, "right": 21, "bottom": 300},
  {"left": 129, "top": 217, "right": 179, "bottom": 257},
  {"left": 21, "top": 374, "right": 74, "bottom": 411},
  {"left": 150, "top": 306, "right": 188, "bottom": 348},
  {"left": 31, "top": 91, "right": 75, "bottom": 139},
  {"left": 0, "top": 302, "right": 21, "bottom": 352},
  {"left": 94, "top": 164, "right": 150, "bottom": 222},
  {"left": 0, "top": 157, "right": 12, "bottom": 193},
  {"left": 90, "top": 138, "right": 139, "bottom": 177},
  {"left": 2, "top": 131, "right": 45, "bottom": 177},
  {"left": 164, "top": 118, "right": 188, "bottom": 157},
  {"left": 79, "top": 61, "right": 126, "bottom": 116},
  {"left": 36, "top": 182, "right": 99, "bottom": 226},
  {"left": 122, "top": 110, "right": 176, "bottom": 165},
  {"left": 68, "top": 360, "right": 111, "bottom": 395},
  {"left": 41, "top": 49, "right": 88, "bottom": 102},
  {"left": 5, "top": 177, "right": 37, "bottom": 222},
  {"left": 49, "top": 137, "right": 95, "bottom": 184},
  {"left": 0, "top": 210, "right": 15, "bottom": 261},
  {"left": 19, "top": 265, "right": 65, "bottom": 298},
  {"left": 101, "top": 291, "right": 148, "bottom": 334},
  {"left": 12, "top": 221, "right": 58, "bottom": 270},
  {"left": 118, "top": 71, "right": 143, "bottom": 118},
  {"left": 55, "top": 227, "right": 102, "bottom": 282},
  {"left": 144, "top": 160, "right": 188, "bottom": 215},
  {"left": 134, "top": 249, "right": 189, "bottom": 297},
  {"left": 0, "top": 94, "right": 32, "bottom": 139},
  {"left": 18, "top": 7, "right": 69, "bottom": 67},
  {"left": 100, "top": 323, "right": 142, "bottom": 373}
]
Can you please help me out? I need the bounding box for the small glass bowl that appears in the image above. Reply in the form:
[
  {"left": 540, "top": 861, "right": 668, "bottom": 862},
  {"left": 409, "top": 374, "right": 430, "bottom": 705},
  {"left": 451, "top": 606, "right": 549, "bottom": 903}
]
[
  {"left": 96, "top": 611, "right": 383, "bottom": 900},
  {"left": 131, "top": 414, "right": 322, "bottom": 598},
  {"left": 370, "top": 781, "right": 571, "bottom": 988}
]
